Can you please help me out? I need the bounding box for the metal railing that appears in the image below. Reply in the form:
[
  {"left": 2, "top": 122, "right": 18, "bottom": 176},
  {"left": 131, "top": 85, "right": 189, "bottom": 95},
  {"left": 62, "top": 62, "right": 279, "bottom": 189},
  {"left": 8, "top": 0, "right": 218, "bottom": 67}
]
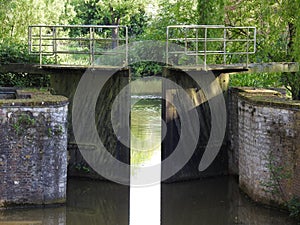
[
  {"left": 28, "top": 25, "right": 128, "bottom": 67},
  {"left": 166, "top": 25, "right": 256, "bottom": 70},
  {"left": 28, "top": 24, "right": 256, "bottom": 69}
]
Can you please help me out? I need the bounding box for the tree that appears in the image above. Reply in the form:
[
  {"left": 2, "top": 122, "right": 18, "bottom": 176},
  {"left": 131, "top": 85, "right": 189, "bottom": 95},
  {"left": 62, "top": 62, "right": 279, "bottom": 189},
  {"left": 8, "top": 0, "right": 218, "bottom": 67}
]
[
  {"left": 0, "top": 0, "right": 75, "bottom": 87},
  {"left": 143, "top": 0, "right": 198, "bottom": 40},
  {"left": 280, "top": 0, "right": 300, "bottom": 100},
  {"left": 0, "top": 0, "right": 75, "bottom": 44},
  {"left": 70, "top": 0, "right": 148, "bottom": 40},
  {"left": 225, "top": 0, "right": 300, "bottom": 99},
  {"left": 197, "top": 0, "right": 225, "bottom": 25}
]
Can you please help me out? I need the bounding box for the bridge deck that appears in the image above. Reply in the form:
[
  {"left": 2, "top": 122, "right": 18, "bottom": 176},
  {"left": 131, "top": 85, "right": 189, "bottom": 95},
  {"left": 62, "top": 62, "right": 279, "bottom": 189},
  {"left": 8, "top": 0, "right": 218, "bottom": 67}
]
[{"left": 0, "top": 62, "right": 298, "bottom": 75}]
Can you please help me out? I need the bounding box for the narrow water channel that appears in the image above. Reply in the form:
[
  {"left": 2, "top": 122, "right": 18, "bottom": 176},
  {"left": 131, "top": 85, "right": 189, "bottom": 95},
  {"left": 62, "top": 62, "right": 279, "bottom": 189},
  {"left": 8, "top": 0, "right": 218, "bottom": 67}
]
[
  {"left": 0, "top": 92, "right": 298, "bottom": 225},
  {"left": 130, "top": 96, "right": 161, "bottom": 225}
]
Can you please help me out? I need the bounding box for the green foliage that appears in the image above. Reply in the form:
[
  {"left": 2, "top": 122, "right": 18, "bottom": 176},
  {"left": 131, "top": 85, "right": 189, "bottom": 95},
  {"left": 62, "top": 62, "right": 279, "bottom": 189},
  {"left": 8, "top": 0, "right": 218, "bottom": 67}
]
[
  {"left": 70, "top": 0, "right": 148, "bottom": 38},
  {"left": 0, "top": 0, "right": 300, "bottom": 93},
  {"left": 225, "top": 0, "right": 300, "bottom": 99},
  {"left": 230, "top": 73, "right": 282, "bottom": 88},
  {"left": 260, "top": 150, "right": 300, "bottom": 220},
  {"left": 0, "top": 73, "right": 50, "bottom": 88},
  {"left": 0, "top": 41, "right": 38, "bottom": 64},
  {"left": 261, "top": 150, "right": 291, "bottom": 198},
  {"left": 287, "top": 197, "right": 300, "bottom": 219},
  {"left": 143, "top": 0, "right": 198, "bottom": 40},
  {"left": 0, "top": 0, "right": 74, "bottom": 87},
  {"left": 198, "top": 0, "right": 224, "bottom": 25},
  {"left": 12, "top": 113, "right": 36, "bottom": 136},
  {"left": 0, "top": 0, "right": 75, "bottom": 43},
  {"left": 75, "top": 163, "right": 90, "bottom": 173},
  {"left": 131, "top": 62, "right": 163, "bottom": 78}
]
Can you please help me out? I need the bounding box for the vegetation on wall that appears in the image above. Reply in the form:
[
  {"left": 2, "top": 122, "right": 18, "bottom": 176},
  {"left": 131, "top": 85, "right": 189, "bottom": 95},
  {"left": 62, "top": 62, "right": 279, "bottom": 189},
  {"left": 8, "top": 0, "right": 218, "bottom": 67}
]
[{"left": 261, "top": 149, "right": 300, "bottom": 220}]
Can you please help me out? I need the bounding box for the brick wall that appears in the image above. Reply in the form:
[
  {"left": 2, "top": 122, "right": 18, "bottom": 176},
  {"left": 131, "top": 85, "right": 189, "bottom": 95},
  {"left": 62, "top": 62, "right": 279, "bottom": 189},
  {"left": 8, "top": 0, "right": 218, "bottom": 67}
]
[
  {"left": 0, "top": 90, "right": 68, "bottom": 207},
  {"left": 229, "top": 87, "right": 300, "bottom": 205}
]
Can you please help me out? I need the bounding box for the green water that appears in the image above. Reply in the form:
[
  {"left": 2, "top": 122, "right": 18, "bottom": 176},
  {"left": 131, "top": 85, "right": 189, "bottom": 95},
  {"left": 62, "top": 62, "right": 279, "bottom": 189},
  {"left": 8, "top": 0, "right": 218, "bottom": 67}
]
[{"left": 130, "top": 97, "right": 161, "bottom": 167}]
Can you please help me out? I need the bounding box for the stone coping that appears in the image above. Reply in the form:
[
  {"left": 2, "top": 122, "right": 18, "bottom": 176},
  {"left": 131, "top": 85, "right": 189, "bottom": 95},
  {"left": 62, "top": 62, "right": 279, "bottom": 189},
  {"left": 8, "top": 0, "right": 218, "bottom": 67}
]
[
  {"left": 0, "top": 87, "right": 68, "bottom": 107},
  {"left": 231, "top": 87, "right": 300, "bottom": 110}
]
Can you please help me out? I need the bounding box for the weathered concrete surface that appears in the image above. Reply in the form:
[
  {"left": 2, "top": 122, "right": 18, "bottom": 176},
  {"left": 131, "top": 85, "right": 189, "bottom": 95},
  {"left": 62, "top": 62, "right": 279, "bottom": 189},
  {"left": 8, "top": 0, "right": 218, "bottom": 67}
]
[
  {"left": 0, "top": 89, "right": 68, "bottom": 207},
  {"left": 247, "top": 62, "right": 299, "bottom": 73},
  {"left": 162, "top": 68, "right": 228, "bottom": 182},
  {"left": 50, "top": 68, "right": 130, "bottom": 180},
  {"left": 229, "top": 87, "right": 300, "bottom": 205}
]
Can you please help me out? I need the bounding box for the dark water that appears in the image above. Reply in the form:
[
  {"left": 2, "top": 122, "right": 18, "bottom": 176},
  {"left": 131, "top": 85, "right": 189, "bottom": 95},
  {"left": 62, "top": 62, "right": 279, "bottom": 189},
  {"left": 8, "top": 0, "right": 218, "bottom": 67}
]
[
  {"left": 0, "top": 97, "right": 298, "bottom": 225},
  {"left": 0, "top": 177, "right": 297, "bottom": 225}
]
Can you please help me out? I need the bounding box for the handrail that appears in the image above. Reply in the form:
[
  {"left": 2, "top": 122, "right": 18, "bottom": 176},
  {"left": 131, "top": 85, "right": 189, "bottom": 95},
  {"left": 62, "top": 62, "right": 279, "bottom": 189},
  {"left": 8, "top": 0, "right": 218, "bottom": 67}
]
[
  {"left": 28, "top": 24, "right": 256, "bottom": 70},
  {"left": 166, "top": 25, "right": 256, "bottom": 70},
  {"left": 28, "top": 25, "right": 128, "bottom": 67}
]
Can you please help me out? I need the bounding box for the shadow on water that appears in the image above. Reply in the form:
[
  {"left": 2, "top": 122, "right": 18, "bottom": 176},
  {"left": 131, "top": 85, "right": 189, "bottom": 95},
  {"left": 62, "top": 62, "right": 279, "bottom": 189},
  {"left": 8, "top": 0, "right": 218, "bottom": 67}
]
[
  {"left": 162, "top": 176, "right": 298, "bottom": 225},
  {"left": 0, "top": 177, "right": 298, "bottom": 225}
]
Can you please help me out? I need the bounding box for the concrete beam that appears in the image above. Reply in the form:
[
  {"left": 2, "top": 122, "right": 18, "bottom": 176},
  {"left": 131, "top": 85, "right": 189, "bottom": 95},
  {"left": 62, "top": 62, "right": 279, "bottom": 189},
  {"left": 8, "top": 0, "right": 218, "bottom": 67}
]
[
  {"left": 0, "top": 62, "right": 298, "bottom": 75},
  {"left": 0, "top": 63, "right": 127, "bottom": 75},
  {"left": 247, "top": 62, "right": 299, "bottom": 73}
]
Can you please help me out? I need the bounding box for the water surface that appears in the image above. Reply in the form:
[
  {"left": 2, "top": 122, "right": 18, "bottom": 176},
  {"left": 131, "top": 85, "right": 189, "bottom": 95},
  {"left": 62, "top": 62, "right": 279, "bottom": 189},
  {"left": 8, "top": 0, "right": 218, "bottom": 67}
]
[
  {"left": 0, "top": 97, "right": 298, "bottom": 225},
  {"left": 0, "top": 177, "right": 297, "bottom": 225}
]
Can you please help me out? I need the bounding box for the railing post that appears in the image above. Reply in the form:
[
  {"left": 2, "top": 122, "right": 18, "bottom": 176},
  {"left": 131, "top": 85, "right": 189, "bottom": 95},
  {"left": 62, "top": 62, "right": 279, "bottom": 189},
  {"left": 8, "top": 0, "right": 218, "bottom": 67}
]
[
  {"left": 125, "top": 26, "right": 128, "bottom": 66},
  {"left": 166, "top": 27, "right": 169, "bottom": 65},
  {"left": 53, "top": 26, "right": 58, "bottom": 64},
  {"left": 223, "top": 27, "right": 227, "bottom": 65},
  {"left": 184, "top": 27, "right": 188, "bottom": 56},
  {"left": 246, "top": 27, "right": 249, "bottom": 68},
  {"left": 195, "top": 28, "right": 198, "bottom": 65},
  {"left": 39, "top": 26, "right": 42, "bottom": 67},
  {"left": 89, "top": 27, "right": 95, "bottom": 66},
  {"left": 28, "top": 26, "right": 32, "bottom": 55},
  {"left": 204, "top": 27, "right": 207, "bottom": 71},
  {"left": 254, "top": 27, "right": 257, "bottom": 53}
]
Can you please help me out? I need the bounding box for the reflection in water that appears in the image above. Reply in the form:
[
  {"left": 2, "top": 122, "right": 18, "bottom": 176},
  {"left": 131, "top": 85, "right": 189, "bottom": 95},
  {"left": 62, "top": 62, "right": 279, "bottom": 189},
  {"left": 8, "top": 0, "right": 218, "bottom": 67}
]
[
  {"left": 130, "top": 98, "right": 161, "bottom": 167},
  {"left": 0, "top": 177, "right": 297, "bottom": 225},
  {"left": 162, "top": 176, "right": 297, "bottom": 225},
  {"left": 130, "top": 97, "right": 161, "bottom": 225},
  {"left": 0, "top": 97, "right": 298, "bottom": 225}
]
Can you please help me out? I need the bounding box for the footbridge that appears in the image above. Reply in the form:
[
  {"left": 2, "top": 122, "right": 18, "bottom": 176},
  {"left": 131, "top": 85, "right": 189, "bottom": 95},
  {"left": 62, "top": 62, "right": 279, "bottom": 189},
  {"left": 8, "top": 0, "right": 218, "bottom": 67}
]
[
  {"left": 1, "top": 24, "right": 298, "bottom": 74},
  {"left": 0, "top": 24, "right": 299, "bottom": 182}
]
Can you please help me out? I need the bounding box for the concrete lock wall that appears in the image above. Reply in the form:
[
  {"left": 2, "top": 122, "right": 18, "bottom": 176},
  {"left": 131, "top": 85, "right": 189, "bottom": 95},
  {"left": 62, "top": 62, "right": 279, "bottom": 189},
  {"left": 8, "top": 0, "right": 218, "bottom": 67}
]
[
  {"left": 228, "top": 87, "right": 300, "bottom": 205},
  {"left": 0, "top": 89, "right": 68, "bottom": 207},
  {"left": 50, "top": 68, "right": 130, "bottom": 180},
  {"left": 162, "top": 68, "right": 229, "bottom": 182}
]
